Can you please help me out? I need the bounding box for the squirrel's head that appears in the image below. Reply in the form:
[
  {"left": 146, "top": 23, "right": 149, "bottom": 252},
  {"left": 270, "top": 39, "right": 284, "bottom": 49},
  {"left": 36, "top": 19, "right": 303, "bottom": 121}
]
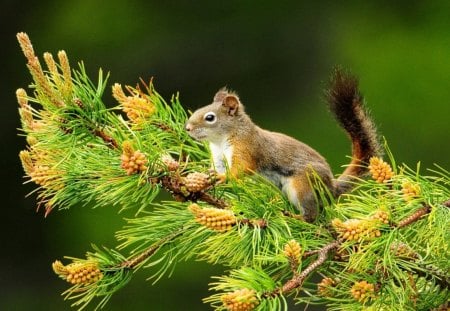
[{"left": 185, "top": 88, "right": 245, "bottom": 142}]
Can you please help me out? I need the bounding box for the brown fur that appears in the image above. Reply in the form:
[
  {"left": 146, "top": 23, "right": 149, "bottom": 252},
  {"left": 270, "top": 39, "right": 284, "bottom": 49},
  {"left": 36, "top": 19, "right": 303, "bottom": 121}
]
[
  {"left": 326, "top": 68, "right": 381, "bottom": 195},
  {"left": 185, "top": 69, "right": 380, "bottom": 221}
]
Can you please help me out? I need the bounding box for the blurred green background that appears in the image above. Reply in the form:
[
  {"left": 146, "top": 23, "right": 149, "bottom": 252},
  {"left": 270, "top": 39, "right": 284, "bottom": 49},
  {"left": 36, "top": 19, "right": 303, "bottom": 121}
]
[{"left": 1, "top": 1, "right": 449, "bottom": 310}]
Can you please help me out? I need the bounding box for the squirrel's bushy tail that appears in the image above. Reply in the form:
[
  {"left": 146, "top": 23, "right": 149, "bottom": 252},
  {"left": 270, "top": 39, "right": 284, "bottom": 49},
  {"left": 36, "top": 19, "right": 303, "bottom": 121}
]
[{"left": 326, "top": 68, "right": 381, "bottom": 196}]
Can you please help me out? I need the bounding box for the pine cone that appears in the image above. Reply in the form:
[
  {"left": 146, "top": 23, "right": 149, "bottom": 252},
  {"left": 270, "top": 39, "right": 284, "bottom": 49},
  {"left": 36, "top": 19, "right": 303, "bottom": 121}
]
[
  {"left": 189, "top": 203, "right": 236, "bottom": 232},
  {"left": 121, "top": 142, "right": 148, "bottom": 175},
  {"left": 350, "top": 280, "right": 376, "bottom": 302},
  {"left": 368, "top": 157, "right": 394, "bottom": 183},
  {"left": 52, "top": 260, "right": 103, "bottom": 285},
  {"left": 401, "top": 181, "right": 421, "bottom": 201},
  {"left": 370, "top": 210, "right": 390, "bottom": 224},
  {"left": 183, "top": 172, "right": 210, "bottom": 192},
  {"left": 332, "top": 218, "right": 381, "bottom": 241},
  {"left": 221, "top": 288, "right": 259, "bottom": 311},
  {"left": 390, "top": 241, "right": 418, "bottom": 259},
  {"left": 317, "top": 277, "right": 336, "bottom": 297},
  {"left": 283, "top": 239, "right": 302, "bottom": 261}
]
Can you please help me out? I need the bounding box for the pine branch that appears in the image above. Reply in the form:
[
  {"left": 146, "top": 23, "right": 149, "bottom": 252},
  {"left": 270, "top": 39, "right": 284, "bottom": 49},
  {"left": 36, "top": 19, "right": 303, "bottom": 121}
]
[
  {"left": 120, "top": 229, "right": 184, "bottom": 269},
  {"left": 15, "top": 34, "right": 449, "bottom": 311},
  {"left": 276, "top": 241, "right": 339, "bottom": 295},
  {"left": 92, "top": 128, "right": 118, "bottom": 149},
  {"left": 157, "top": 174, "right": 228, "bottom": 208}
]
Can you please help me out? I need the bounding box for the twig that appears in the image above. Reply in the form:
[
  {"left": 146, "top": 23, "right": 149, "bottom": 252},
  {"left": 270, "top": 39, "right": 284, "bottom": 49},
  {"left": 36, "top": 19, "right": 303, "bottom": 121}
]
[
  {"left": 281, "top": 241, "right": 339, "bottom": 293},
  {"left": 265, "top": 240, "right": 339, "bottom": 298},
  {"left": 158, "top": 175, "right": 229, "bottom": 209},
  {"left": 302, "top": 249, "right": 321, "bottom": 258},
  {"left": 120, "top": 229, "right": 184, "bottom": 269},
  {"left": 93, "top": 128, "right": 118, "bottom": 149},
  {"left": 396, "top": 205, "right": 431, "bottom": 228},
  {"left": 271, "top": 199, "right": 448, "bottom": 297},
  {"left": 197, "top": 192, "right": 229, "bottom": 209}
]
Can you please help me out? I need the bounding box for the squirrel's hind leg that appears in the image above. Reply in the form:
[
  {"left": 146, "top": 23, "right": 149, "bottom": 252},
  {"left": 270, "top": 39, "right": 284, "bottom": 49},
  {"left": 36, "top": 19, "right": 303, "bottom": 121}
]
[{"left": 282, "top": 174, "right": 318, "bottom": 222}]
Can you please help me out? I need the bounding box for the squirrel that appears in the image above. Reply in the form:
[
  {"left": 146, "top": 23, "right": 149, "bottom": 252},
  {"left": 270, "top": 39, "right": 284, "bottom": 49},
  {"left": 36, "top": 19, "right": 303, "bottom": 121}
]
[{"left": 185, "top": 68, "right": 380, "bottom": 222}]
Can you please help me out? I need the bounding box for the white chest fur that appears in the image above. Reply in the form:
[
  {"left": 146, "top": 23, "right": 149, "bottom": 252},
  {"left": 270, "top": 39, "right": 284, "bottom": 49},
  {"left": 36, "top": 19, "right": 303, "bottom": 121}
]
[{"left": 209, "top": 140, "right": 233, "bottom": 174}]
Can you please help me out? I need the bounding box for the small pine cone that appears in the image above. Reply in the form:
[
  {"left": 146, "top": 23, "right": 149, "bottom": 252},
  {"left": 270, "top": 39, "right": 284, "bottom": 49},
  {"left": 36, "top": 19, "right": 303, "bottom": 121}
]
[
  {"left": 335, "top": 218, "right": 381, "bottom": 241},
  {"left": 112, "top": 83, "right": 155, "bottom": 124},
  {"left": 401, "top": 181, "right": 421, "bottom": 201},
  {"left": 19, "top": 150, "right": 34, "bottom": 176},
  {"left": 121, "top": 143, "right": 148, "bottom": 175},
  {"left": 283, "top": 239, "right": 302, "bottom": 261},
  {"left": 221, "top": 288, "right": 259, "bottom": 311},
  {"left": 123, "top": 96, "right": 156, "bottom": 123},
  {"left": 350, "top": 280, "right": 376, "bottom": 303},
  {"left": 29, "top": 165, "right": 64, "bottom": 190},
  {"left": 390, "top": 241, "right": 418, "bottom": 259},
  {"left": 189, "top": 203, "right": 236, "bottom": 232},
  {"left": 161, "top": 154, "right": 179, "bottom": 171},
  {"left": 52, "top": 260, "right": 103, "bottom": 285},
  {"left": 368, "top": 157, "right": 394, "bottom": 183},
  {"left": 370, "top": 210, "right": 390, "bottom": 224},
  {"left": 73, "top": 98, "right": 84, "bottom": 108},
  {"left": 183, "top": 172, "right": 210, "bottom": 192},
  {"left": 317, "top": 277, "right": 336, "bottom": 297}
]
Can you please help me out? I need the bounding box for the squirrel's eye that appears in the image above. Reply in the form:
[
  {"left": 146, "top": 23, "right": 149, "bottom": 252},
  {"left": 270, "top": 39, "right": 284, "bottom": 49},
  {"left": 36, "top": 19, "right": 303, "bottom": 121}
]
[{"left": 204, "top": 112, "right": 216, "bottom": 124}]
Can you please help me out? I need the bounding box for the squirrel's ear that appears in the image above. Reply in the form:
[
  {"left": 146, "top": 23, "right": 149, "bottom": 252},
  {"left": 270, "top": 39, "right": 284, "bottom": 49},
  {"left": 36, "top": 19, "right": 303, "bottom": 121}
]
[
  {"left": 214, "top": 88, "right": 228, "bottom": 102},
  {"left": 222, "top": 95, "right": 240, "bottom": 116}
]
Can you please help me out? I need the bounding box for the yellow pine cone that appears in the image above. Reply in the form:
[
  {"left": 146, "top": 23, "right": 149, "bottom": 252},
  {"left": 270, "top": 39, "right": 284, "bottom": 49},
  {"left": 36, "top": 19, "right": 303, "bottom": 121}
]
[
  {"left": 17, "top": 88, "right": 35, "bottom": 130},
  {"left": 189, "top": 203, "right": 236, "bottom": 232},
  {"left": 317, "top": 277, "right": 336, "bottom": 297},
  {"left": 221, "top": 288, "right": 259, "bottom": 311},
  {"left": 368, "top": 157, "right": 394, "bottom": 183},
  {"left": 112, "top": 83, "right": 155, "bottom": 124},
  {"left": 19, "top": 150, "right": 34, "bottom": 176},
  {"left": 19, "top": 150, "right": 64, "bottom": 191},
  {"left": 52, "top": 260, "right": 103, "bottom": 285},
  {"left": 183, "top": 172, "right": 210, "bottom": 192},
  {"left": 350, "top": 280, "right": 376, "bottom": 302},
  {"left": 332, "top": 218, "right": 381, "bottom": 241},
  {"left": 401, "top": 181, "right": 421, "bottom": 201},
  {"left": 121, "top": 141, "right": 148, "bottom": 175},
  {"left": 29, "top": 165, "right": 65, "bottom": 190},
  {"left": 283, "top": 239, "right": 302, "bottom": 261},
  {"left": 370, "top": 210, "right": 390, "bottom": 224}
]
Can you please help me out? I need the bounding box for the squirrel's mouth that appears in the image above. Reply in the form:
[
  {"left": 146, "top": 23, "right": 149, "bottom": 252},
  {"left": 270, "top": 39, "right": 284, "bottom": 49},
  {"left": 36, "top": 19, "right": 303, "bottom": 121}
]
[{"left": 187, "top": 130, "right": 207, "bottom": 141}]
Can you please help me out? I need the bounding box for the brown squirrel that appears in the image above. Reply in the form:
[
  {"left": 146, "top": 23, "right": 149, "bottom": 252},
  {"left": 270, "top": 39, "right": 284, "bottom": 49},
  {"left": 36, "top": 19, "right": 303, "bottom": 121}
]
[{"left": 185, "top": 69, "right": 380, "bottom": 222}]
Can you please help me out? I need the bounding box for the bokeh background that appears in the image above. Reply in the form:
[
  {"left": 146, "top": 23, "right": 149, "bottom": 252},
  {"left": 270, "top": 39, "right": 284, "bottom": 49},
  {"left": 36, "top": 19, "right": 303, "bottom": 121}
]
[{"left": 1, "top": 1, "right": 449, "bottom": 310}]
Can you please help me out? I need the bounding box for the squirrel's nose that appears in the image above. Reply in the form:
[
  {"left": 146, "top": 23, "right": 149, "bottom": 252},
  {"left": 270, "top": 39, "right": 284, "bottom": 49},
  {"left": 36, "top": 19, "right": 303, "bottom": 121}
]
[{"left": 185, "top": 123, "right": 192, "bottom": 132}]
